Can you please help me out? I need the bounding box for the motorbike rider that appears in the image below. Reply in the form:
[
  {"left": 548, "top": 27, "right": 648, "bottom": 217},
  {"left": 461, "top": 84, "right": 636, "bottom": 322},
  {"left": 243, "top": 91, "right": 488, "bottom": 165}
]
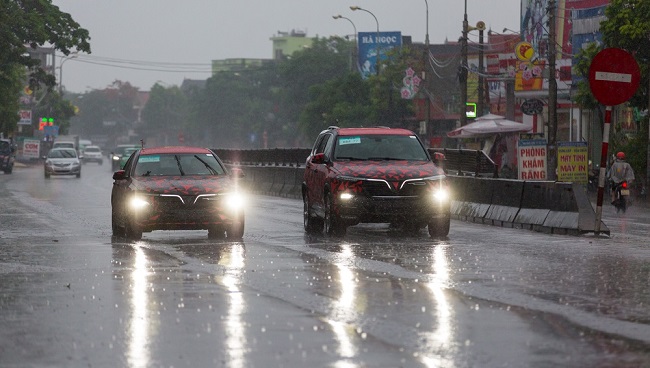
[{"left": 608, "top": 151, "right": 635, "bottom": 204}]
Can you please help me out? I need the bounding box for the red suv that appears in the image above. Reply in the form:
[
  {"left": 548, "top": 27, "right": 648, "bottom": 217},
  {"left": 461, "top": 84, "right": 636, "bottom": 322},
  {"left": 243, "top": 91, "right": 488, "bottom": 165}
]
[{"left": 302, "top": 126, "right": 450, "bottom": 237}]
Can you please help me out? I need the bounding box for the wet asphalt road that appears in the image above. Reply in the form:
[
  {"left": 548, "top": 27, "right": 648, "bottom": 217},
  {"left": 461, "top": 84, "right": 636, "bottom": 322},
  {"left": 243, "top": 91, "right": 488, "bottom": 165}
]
[{"left": 0, "top": 163, "right": 649, "bottom": 368}]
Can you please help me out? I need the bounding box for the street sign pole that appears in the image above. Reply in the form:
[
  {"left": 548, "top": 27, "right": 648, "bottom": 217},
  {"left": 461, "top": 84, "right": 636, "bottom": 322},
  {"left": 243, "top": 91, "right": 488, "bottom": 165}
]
[
  {"left": 588, "top": 48, "right": 641, "bottom": 236},
  {"left": 594, "top": 106, "right": 612, "bottom": 235}
]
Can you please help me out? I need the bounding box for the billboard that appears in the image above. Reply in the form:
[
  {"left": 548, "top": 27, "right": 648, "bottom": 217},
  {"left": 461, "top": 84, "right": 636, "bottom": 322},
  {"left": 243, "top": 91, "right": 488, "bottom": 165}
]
[{"left": 357, "top": 31, "right": 402, "bottom": 79}]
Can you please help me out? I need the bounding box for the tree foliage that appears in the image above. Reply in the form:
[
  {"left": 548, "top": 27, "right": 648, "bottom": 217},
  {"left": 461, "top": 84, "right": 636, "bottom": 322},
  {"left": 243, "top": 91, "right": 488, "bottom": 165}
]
[
  {"left": 141, "top": 83, "right": 188, "bottom": 137},
  {"left": 0, "top": 0, "right": 90, "bottom": 136},
  {"left": 600, "top": 0, "right": 650, "bottom": 181},
  {"left": 601, "top": 0, "right": 650, "bottom": 109}
]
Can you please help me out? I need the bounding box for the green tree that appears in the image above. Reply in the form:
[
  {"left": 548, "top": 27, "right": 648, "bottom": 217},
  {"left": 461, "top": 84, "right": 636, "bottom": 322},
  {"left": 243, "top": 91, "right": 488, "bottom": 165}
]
[
  {"left": 276, "top": 37, "right": 352, "bottom": 144},
  {"left": 0, "top": 0, "right": 91, "bottom": 135},
  {"left": 600, "top": 0, "right": 650, "bottom": 182},
  {"left": 0, "top": 66, "right": 24, "bottom": 136},
  {"left": 193, "top": 69, "right": 276, "bottom": 148},
  {"left": 299, "top": 73, "right": 371, "bottom": 138},
  {"left": 141, "top": 83, "right": 188, "bottom": 141},
  {"left": 601, "top": 0, "right": 650, "bottom": 109}
]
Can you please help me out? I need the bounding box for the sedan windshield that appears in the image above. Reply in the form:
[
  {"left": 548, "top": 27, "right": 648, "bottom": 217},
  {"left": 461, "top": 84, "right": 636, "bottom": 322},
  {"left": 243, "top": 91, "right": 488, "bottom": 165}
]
[
  {"left": 48, "top": 149, "right": 77, "bottom": 158},
  {"left": 134, "top": 153, "right": 226, "bottom": 176},
  {"left": 334, "top": 135, "right": 429, "bottom": 161}
]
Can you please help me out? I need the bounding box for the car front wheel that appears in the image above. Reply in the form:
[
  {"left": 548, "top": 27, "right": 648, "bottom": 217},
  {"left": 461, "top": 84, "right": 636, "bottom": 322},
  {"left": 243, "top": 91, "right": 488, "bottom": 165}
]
[
  {"left": 303, "top": 194, "right": 323, "bottom": 233},
  {"left": 428, "top": 216, "right": 450, "bottom": 238},
  {"left": 324, "top": 193, "right": 346, "bottom": 237},
  {"left": 227, "top": 216, "right": 245, "bottom": 240}
]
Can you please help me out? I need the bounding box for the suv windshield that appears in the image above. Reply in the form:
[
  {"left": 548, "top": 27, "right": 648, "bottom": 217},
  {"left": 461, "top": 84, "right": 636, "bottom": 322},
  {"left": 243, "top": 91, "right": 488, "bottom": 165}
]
[
  {"left": 333, "top": 134, "right": 429, "bottom": 161},
  {"left": 134, "top": 153, "right": 226, "bottom": 176}
]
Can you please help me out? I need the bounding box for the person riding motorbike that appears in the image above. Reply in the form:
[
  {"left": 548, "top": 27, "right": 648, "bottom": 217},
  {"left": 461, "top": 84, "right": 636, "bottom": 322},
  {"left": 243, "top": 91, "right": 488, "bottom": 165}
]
[{"left": 608, "top": 151, "right": 635, "bottom": 204}]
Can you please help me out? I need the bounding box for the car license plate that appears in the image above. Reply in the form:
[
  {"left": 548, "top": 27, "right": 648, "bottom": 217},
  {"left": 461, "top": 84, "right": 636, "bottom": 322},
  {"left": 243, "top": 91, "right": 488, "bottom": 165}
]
[{"left": 620, "top": 189, "right": 630, "bottom": 196}]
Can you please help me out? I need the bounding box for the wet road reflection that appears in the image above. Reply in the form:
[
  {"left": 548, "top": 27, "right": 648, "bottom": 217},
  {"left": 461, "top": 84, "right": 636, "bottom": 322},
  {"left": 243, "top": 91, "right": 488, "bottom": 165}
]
[
  {"left": 127, "top": 244, "right": 151, "bottom": 368},
  {"left": 328, "top": 243, "right": 360, "bottom": 367},
  {"left": 216, "top": 242, "right": 247, "bottom": 368},
  {"left": 420, "top": 243, "right": 454, "bottom": 367}
]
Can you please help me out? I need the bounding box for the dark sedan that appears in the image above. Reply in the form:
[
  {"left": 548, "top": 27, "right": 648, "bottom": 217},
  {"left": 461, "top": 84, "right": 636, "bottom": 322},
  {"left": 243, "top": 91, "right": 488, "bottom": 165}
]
[{"left": 111, "top": 146, "right": 246, "bottom": 240}]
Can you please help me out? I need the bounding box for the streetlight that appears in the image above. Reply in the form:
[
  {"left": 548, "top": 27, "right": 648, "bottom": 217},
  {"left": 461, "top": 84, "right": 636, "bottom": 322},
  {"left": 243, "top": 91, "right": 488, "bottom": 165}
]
[
  {"left": 332, "top": 14, "right": 358, "bottom": 72},
  {"left": 350, "top": 5, "right": 380, "bottom": 75},
  {"left": 58, "top": 52, "right": 78, "bottom": 94}
]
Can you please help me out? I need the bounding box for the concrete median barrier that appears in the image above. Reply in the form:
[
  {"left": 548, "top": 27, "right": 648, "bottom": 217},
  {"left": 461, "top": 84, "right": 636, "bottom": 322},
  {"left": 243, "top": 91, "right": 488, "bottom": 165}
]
[
  {"left": 448, "top": 176, "right": 494, "bottom": 222},
  {"left": 484, "top": 179, "right": 524, "bottom": 227}
]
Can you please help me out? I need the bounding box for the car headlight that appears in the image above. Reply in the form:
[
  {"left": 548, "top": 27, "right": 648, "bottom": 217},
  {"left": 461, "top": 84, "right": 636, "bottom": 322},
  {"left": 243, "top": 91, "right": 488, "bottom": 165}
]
[
  {"left": 339, "top": 192, "right": 354, "bottom": 200},
  {"left": 130, "top": 196, "right": 151, "bottom": 210},
  {"left": 433, "top": 187, "right": 450, "bottom": 202},
  {"left": 224, "top": 192, "right": 246, "bottom": 210},
  {"left": 112, "top": 155, "right": 120, "bottom": 161}
]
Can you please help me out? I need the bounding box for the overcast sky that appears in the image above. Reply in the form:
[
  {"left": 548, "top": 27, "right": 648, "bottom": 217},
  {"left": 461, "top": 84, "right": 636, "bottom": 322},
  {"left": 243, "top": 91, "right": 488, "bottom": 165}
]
[{"left": 52, "top": 0, "right": 522, "bottom": 93}]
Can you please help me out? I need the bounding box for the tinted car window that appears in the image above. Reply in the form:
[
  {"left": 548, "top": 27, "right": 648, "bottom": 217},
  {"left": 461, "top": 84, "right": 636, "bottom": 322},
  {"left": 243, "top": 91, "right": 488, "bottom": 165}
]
[
  {"left": 48, "top": 149, "right": 77, "bottom": 158},
  {"left": 134, "top": 153, "right": 226, "bottom": 176},
  {"left": 334, "top": 134, "right": 429, "bottom": 161}
]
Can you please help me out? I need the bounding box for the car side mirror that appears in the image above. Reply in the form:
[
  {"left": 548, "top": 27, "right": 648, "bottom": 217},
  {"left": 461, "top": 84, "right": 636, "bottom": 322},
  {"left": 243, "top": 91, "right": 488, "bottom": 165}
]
[
  {"left": 112, "top": 170, "right": 127, "bottom": 180},
  {"left": 231, "top": 167, "right": 245, "bottom": 178},
  {"left": 311, "top": 153, "right": 326, "bottom": 165}
]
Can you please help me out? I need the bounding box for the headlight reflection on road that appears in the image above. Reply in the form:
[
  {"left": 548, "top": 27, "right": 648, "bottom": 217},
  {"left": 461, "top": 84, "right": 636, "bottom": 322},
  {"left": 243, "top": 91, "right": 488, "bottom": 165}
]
[
  {"left": 218, "top": 243, "right": 247, "bottom": 368},
  {"left": 327, "top": 243, "right": 360, "bottom": 367},
  {"left": 127, "top": 245, "right": 151, "bottom": 368},
  {"left": 420, "top": 244, "right": 454, "bottom": 368}
]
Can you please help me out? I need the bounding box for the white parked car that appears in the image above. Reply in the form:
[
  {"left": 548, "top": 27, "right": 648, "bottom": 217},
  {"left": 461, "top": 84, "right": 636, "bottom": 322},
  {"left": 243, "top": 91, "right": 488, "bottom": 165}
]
[{"left": 82, "top": 145, "right": 104, "bottom": 165}]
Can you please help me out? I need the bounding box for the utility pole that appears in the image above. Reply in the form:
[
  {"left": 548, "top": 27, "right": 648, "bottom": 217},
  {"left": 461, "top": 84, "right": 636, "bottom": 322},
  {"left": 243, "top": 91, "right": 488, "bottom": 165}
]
[
  {"left": 460, "top": 2, "right": 469, "bottom": 127},
  {"left": 424, "top": 0, "right": 430, "bottom": 140},
  {"left": 477, "top": 26, "right": 485, "bottom": 117},
  {"left": 547, "top": 0, "right": 558, "bottom": 180}
]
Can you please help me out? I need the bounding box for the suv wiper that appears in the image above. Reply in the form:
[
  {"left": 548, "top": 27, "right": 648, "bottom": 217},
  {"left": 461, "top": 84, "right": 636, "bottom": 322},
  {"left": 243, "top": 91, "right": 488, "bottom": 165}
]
[
  {"left": 194, "top": 155, "right": 218, "bottom": 175},
  {"left": 174, "top": 155, "right": 185, "bottom": 176}
]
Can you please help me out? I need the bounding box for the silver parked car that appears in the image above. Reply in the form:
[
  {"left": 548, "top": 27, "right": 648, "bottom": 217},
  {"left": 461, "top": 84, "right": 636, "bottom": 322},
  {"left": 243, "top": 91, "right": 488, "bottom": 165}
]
[{"left": 44, "top": 148, "right": 81, "bottom": 179}]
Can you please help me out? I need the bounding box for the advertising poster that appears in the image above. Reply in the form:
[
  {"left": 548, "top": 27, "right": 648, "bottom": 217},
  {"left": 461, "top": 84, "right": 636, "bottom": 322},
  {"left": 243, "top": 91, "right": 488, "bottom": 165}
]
[
  {"left": 557, "top": 141, "right": 588, "bottom": 184},
  {"left": 22, "top": 139, "right": 40, "bottom": 160},
  {"left": 517, "top": 138, "right": 547, "bottom": 180},
  {"left": 19, "top": 110, "right": 32, "bottom": 125},
  {"left": 357, "top": 31, "right": 402, "bottom": 79}
]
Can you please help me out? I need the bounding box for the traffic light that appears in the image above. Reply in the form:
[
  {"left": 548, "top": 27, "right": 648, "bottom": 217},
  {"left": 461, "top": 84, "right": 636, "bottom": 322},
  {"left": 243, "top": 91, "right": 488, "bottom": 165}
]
[{"left": 39, "top": 117, "right": 54, "bottom": 130}]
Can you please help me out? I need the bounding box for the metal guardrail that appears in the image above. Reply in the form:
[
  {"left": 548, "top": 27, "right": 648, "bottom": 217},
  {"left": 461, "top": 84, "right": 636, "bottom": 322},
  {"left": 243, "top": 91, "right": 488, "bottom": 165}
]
[
  {"left": 212, "top": 148, "right": 311, "bottom": 167},
  {"left": 429, "top": 148, "right": 497, "bottom": 178}
]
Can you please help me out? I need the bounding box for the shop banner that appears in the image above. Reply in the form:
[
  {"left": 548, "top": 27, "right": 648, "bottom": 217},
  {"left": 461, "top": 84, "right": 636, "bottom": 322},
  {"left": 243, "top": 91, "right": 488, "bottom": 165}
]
[
  {"left": 557, "top": 141, "right": 588, "bottom": 184},
  {"left": 517, "top": 139, "right": 547, "bottom": 180}
]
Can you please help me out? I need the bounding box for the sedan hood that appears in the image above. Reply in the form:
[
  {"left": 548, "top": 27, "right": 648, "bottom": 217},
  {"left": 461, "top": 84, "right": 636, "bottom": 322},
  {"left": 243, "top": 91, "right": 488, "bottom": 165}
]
[
  {"left": 132, "top": 176, "right": 235, "bottom": 195},
  {"left": 333, "top": 160, "right": 445, "bottom": 181}
]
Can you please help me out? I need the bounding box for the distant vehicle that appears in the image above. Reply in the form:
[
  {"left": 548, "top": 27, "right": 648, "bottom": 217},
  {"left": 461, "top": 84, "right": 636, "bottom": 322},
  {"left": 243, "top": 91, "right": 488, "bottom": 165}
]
[
  {"left": 110, "top": 144, "right": 140, "bottom": 171},
  {"left": 81, "top": 145, "right": 103, "bottom": 165},
  {"left": 52, "top": 135, "right": 79, "bottom": 152},
  {"left": 0, "top": 139, "right": 16, "bottom": 174},
  {"left": 118, "top": 147, "right": 138, "bottom": 170},
  {"left": 302, "top": 126, "right": 451, "bottom": 237},
  {"left": 52, "top": 141, "right": 75, "bottom": 150},
  {"left": 111, "top": 146, "right": 246, "bottom": 240},
  {"left": 79, "top": 139, "right": 92, "bottom": 153},
  {"left": 44, "top": 148, "right": 81, "bottom": 179}
]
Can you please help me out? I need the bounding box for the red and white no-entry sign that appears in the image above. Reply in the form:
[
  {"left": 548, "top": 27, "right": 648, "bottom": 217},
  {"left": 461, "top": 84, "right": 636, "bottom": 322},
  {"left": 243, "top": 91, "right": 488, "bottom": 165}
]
[
  {"left": 588, "top": 48, "right": 640, "bottom": 106},
  {"left": 588, "top": 48, "right": 641, "bottom": 235}
]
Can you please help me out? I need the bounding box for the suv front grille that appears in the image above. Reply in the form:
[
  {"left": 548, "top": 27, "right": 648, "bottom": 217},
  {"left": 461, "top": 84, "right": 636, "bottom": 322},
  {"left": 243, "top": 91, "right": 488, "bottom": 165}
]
[{"left": 361, "top": 179, "right": 430, "bottom": 197}]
